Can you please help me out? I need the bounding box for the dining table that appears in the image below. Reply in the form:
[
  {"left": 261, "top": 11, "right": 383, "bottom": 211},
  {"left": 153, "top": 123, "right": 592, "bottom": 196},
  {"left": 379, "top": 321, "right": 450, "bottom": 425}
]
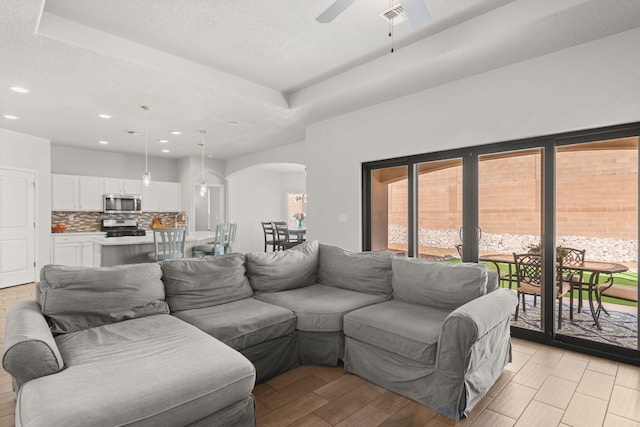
[
  {"left": 287, "top": 228, "right": 306, "bottom": 243},
  {"left": 479, "top": 253, "right": 629, "bottom": 330}
]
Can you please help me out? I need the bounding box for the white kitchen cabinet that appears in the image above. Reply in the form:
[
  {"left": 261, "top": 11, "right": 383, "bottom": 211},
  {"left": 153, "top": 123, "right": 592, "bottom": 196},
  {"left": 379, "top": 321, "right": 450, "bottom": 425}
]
[
  {"left": 78, "top": 177, "right": 103, "bottom": 210},
  {"left": 52, "top": 175, "right": 103, "bottom": 211},
  {"left": 51, "top": 234, "right": 102, "bottom": 267},
  {"left": 51, "top": 174, "right": 78, "bottom": 210},
  {"left": 104, "top": 178, "right": 142, "bottom": 195},
  {"left": 141, "top": 181, "right": 181, "bottom": 212},
  {"left": 123, "top": 179, "right": 142, "bottom": 195}
]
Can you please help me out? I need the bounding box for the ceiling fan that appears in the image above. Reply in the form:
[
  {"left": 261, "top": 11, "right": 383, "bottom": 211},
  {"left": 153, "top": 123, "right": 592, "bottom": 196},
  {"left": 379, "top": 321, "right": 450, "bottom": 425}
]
[{"left": 316, "top": 0, "right": 432, "bottom": 28}]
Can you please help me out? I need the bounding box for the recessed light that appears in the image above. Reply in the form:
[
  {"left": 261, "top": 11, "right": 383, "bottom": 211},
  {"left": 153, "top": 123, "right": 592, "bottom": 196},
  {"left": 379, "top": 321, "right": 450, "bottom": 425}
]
[
  {"left": 98, "top": 114, "right": 112, "bottom": 119},
  {"left": 207, "top": 154, "right": 214, "bottom": 158},
  {"left": 98, "top": 140, "right": 109, "bottom": 145},
  {"left": 9, "top": 86, "right": 29, "bottom": 93},
  {"left": 3, "top": 114, "right": 18, "bottom": 120},
  {"left": 158, "top": 139, "right": 169, "bottom": 143},
  {"left": 162, "top": 149, "right": 170, "bottom": 153},
  {"left": 170, "top": 130, "right": 181, "bottom": 135}
]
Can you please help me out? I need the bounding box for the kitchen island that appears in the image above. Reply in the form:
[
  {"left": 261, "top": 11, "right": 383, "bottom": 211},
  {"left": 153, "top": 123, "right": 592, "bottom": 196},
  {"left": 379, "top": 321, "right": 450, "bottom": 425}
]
[{"left": 94, "top": 231, "right": 218, "bottom": 267}]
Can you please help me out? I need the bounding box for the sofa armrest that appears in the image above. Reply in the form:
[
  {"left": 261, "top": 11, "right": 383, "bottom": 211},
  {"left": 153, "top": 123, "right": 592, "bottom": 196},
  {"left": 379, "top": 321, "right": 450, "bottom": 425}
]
[
  {"left": 436, "top": 288, "right": 517, "bottom": 374},
  {"left": 2, "top": 301, "right": 64, "bottom": 389}
]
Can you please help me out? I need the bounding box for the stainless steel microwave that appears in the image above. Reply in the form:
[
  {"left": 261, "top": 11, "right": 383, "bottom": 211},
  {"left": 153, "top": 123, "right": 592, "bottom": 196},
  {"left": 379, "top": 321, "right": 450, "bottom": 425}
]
[{"left": 103, "top": 194, "right": 142, "bottom": 213}]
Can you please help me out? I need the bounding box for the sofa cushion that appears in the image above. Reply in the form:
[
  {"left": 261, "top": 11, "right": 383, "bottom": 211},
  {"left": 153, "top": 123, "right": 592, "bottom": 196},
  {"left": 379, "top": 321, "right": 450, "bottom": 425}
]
[
  {"left": 246, "top": 240, "right": 318, "bottom": 292},
  {"left": 16, "top": 315, "right": 255, "bottom": 427},
  {"left": 172, "top": 298, "right": 296, "bottom": 350},
  {"left": 318, "top": 244, "right": 392, "bottom": 296},
  {"left": 344, "top": 300, "right": 449, "bottom": 364},
  {"left": 162, "top": 254, "right": 253, "bottom": 311},
  {"left": 392, "top": 258, "right": 488, "bottom": 310},
  {"left": 255, "top": 284, "right": 387, "bottom": 332},
  {"left": 36, "top": 263, "right": 169, "bottom": 334}
]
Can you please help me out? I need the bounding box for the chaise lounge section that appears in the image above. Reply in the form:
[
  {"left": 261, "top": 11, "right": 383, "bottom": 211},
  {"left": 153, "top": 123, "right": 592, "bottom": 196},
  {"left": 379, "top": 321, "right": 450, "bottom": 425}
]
[{"left": 2, "top": 240, "right": 517, "bottom": 426}]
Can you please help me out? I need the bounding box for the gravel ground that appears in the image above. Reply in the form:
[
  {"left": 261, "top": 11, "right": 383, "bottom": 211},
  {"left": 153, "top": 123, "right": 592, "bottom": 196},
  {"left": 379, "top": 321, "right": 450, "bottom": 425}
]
[{"left": 389, "top": 225, "right": 638, "bottom": 270}]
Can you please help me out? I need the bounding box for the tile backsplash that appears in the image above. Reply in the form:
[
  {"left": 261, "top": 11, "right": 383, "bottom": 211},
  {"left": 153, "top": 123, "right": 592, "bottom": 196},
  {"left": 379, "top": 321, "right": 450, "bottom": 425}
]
[{"left": 52, "top": 211, "right": 181, "bottom": 232}]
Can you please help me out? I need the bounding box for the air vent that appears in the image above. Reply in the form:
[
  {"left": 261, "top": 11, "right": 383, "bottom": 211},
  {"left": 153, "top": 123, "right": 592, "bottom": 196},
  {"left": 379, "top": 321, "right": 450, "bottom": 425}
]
[{"left": 379, "top": 3, "right": 407, "bottom": 25}]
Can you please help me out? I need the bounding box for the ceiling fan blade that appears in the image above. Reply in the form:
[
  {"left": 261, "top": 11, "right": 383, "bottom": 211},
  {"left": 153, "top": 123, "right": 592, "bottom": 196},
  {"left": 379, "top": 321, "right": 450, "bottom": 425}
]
[
  {"left": 316, "top": 0, "right": 358, "bottom": 23},
  {"left": 402, "top": 0, "right": 432, "bottom": 28}
]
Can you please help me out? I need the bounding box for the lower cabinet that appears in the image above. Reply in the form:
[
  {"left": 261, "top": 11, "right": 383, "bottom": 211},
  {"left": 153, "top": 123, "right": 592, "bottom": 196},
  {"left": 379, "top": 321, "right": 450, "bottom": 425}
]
[{"left": 51, "top": 234, "right": 102, "bottom": 267}]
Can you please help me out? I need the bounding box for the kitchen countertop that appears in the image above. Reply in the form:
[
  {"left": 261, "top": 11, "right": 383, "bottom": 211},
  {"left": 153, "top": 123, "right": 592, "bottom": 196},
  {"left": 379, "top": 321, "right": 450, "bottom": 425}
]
[
  {"left": 51, "top": 232, "right": 106, "bottom": 237},
  {"left": 94, "top": 230, "right": 217, "bottom": 246}
]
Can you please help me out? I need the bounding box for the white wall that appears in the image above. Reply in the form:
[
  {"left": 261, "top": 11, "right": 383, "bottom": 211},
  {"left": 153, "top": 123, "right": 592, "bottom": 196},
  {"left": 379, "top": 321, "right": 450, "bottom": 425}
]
[
  {"left": 0, "top": 128, "right": 51, "bottom": 273},
  {"left": 306, "top": 27, "right": 640, "bottom": 251},
  {"left": 226, "top": 141, "right": 306, "bottom": 177},
  {"left": 177, "top": 155, "right": 225, "bottom": 233},
  {"left": 228, "top": 167, "right": 306, "bottom": 253},
  {"left": 51, "top": 145, "right": 179, "bottom": 181}
]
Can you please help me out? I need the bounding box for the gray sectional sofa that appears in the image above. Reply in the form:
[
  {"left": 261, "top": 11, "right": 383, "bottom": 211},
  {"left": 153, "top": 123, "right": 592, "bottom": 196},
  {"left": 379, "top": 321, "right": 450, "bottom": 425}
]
[{"left": 2, "top": 240, "right": 517, "bottom": 426}]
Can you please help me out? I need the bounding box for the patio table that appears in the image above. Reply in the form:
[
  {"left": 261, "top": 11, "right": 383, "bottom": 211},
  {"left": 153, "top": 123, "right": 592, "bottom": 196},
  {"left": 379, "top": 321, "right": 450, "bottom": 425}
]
[{"left": 479, "top": 253, "right": 629, "bottom": 330}]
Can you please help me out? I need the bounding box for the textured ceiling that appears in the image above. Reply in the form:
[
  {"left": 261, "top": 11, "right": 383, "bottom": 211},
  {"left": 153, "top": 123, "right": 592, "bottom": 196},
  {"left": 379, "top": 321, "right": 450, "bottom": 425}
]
[{"left": 1, "top": 0, "right": 640, "bottom": 160}]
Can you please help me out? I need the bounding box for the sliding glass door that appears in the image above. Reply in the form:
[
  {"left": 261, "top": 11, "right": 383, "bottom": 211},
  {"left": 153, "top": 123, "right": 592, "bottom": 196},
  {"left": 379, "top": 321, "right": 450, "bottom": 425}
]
[
  {"left": 478, "top": 149, "right": 543, "bottom": 332},
  {"left": 362, "top": 122, "right": 640, "bottom": 362},
  {"left": 369, "top": 165, "right": 409, "bottom": 255},
  {"left": 555, "top": 137, "right": 638, "bottom": 351},
  {"left": 416, "top": 159, "right": 463, "bottom": 260}
]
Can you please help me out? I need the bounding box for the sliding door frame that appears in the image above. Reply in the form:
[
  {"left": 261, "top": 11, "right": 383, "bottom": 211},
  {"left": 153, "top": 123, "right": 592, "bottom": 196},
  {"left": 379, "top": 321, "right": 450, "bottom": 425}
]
[{"left": 362, "top": 121, "right": 640, "bottom": 366}]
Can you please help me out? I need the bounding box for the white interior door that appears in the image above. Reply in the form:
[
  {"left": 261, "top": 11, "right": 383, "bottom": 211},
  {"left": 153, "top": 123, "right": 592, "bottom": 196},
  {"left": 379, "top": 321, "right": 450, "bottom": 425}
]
[{"left": 0, "top": 168, "right": 36, "bottom": 287}]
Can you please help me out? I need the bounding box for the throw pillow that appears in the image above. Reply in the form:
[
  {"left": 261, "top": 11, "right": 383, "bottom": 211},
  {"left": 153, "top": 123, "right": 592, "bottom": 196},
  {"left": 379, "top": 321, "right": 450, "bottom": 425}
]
[
  {"left": 318, "top": 244, "right": 393, "bottom": 296},
  {"left": 246, "top": 240, "right": 318, "bottom": 292},
  {"left": 37, "top": 263, "right": 169, "bottom": 334},
  {"left": 392, "top": 258, "right": 488, "bottom": 310},
  {"left": 162, "top": 253, "right": 253, "bottom": 311}
]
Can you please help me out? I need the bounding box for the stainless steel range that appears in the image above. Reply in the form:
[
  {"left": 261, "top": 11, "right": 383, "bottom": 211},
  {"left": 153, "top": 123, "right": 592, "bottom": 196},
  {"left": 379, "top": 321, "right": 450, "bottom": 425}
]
[{"left": 101, "top": 219, "right": 146, "bottom": 238}]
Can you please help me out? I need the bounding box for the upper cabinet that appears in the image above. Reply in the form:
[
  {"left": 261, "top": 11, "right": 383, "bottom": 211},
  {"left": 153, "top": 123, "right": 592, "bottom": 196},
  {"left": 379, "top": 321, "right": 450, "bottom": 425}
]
[
  {"left": 52, "top": 175, "right": 103, "bottom": 211},
  {"left": 141, "top": 181, "right": 181, "bottom": 212},
  {"left": 51, "top": 175, "right": 77, "bottom": 210},
  {"left": 52, "top": 174, "right": 180, "bottom": 212},
  {"left": 104, "top": 178, "right": 142, "bottom": 195}
]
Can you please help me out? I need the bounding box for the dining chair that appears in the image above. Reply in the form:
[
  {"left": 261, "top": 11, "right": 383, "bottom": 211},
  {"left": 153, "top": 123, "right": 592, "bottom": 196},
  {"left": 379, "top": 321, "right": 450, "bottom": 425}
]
[
  {"left": 194, "top": 224, "right": 227, "bottom": 257},
  {"left": 152, "top": 227, "right": 187, "bottom": 261},
  {"left": 513, "top": 253, "right": 572, "bottom": 328},
  {"left": 273, "top": 221, "right": 299, "bottom": 251},
  {"left": 224, "top": 223, "right": 237, "bottom": 254},
  {"left": 261, "top": 221, "right": 277, "bottom": 252}
]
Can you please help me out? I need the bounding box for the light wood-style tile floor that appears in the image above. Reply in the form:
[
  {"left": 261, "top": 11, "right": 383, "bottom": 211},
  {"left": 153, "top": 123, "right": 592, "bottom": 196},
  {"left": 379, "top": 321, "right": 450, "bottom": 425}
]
[{"left": 1, "top": 283, "right": 639, "bottom": 427}]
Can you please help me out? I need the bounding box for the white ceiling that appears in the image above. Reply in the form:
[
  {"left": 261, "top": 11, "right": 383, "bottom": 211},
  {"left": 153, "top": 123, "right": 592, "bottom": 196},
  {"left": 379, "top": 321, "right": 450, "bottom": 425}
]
[{"left": 1, "top": 0, "right": 640, "bottom": 160}]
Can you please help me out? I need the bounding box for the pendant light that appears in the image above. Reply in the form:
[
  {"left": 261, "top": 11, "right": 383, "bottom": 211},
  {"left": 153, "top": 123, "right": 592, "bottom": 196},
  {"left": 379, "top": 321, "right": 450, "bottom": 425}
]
[
  {"left": 141, "top": 105, "right": 151, "bottom": 187},
  {"left": 198, "top": 130, "right": 207, "bottom": 197}
]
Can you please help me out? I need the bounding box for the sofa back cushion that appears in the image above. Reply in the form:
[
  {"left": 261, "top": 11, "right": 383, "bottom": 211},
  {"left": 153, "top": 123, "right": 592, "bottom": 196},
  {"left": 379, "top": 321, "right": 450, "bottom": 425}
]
[
  {"left": 246, "top": 240, "right": 319, "bottom": 292},
  {"left": 37, "top": 263, "right": 169, "bottom": 334},
  {"left": 392, "top": 258, "right": 488, "bottom": 310},
  {"left": 318, "top": 244, "right": 392, "bottom": 296},
  {"left": 162, "top": 254, "right": 253, "bottom": 311}
]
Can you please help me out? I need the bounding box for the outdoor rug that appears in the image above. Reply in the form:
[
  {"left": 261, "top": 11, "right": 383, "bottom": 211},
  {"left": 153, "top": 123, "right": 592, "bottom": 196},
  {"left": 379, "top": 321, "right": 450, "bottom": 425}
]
[{"left": 511, "top": 299, "right": 638, "bottom": 349}]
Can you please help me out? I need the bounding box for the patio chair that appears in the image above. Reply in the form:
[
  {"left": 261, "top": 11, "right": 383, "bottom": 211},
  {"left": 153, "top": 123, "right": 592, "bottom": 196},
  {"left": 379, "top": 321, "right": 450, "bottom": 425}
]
[
  {"left": 261, "top": 221, "right": 277, "bottom": 252},
  {"left": 513, "top": 253, "right": 572, "bottom": 329},
  {"left": 559, "top": 247, "right": 587, "bottom": 314}
]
